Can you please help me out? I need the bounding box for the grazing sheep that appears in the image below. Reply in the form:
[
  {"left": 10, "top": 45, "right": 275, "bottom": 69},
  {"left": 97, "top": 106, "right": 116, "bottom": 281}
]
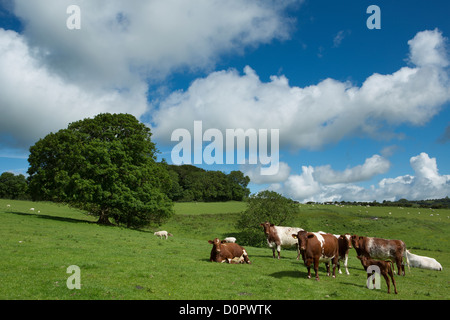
[
  {"left": 154, "top": 231, "right": 173, "bottom": 239},
  {"left": 30, "top": 208, "right": 35, "bottom": 211},
  {"left": 223, "top": 237, "right": 236, "bottom": 243}
]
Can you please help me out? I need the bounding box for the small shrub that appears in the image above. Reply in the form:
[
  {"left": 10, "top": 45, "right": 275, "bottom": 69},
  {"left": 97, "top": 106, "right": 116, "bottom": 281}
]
[{"left": 236, "top": 190, "right": 299, "bottom": 246}]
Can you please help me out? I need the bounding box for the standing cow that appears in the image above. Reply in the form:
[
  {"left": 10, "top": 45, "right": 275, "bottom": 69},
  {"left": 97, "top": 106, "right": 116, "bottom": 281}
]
[
  {"left": 351, "top": 235, "right": 410, "bottom": 275},
  {"left": 208, "top": 238, "right": 251, "bottom": 264},
  {"left": 336, "top": 233, "right": 352, "bottom": 275},
  {"left": 292, "top": 230, "right": 339, "bottom": 281},
  {"left": 260, "top": 221, "right": 303, "bottom": 259}
]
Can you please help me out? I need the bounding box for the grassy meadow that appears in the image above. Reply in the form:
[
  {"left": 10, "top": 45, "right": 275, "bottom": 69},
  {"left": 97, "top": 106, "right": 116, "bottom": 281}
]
[{"left": 0, "top": 199, "right": 449, "bottom": 300}]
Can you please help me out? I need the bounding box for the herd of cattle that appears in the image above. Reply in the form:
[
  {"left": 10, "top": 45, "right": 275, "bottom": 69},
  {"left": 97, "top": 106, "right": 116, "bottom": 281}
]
[{"left": 203, "top": 221, "right": 443, "bottom": 294}]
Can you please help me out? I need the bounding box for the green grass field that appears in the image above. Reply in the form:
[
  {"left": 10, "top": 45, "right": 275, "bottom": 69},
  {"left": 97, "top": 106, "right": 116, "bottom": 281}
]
[{"left": 0, "top": 199, "right": 449, "bottom": 300}]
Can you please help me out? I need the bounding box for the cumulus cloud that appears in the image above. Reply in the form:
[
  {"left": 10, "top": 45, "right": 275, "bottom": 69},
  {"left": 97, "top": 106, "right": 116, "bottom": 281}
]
[
  {"left": 241, "top": 161, "right": 291, "bottom": 184},
  {"left": 12, "top": 0, "right": 297, "bottom": 88},
  {"left": 0, "top": 28, "right": 148, "bottom": 148},
  {"left": 313, "top": 155, "right": 390, "bottom": 185},
  {"left": 1, "top": 0, "right": 298, "bottom": 149},
  {"left": 152, "top": 29, "right": 450, "bottom": 149},
  {"left": 272, "top": 153, "right": 450, "bottom": 202}
]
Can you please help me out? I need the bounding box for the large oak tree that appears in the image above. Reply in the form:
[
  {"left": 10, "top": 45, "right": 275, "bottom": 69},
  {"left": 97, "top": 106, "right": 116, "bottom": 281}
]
[{"left": 27, "top": 113, "right": 173, "bottom": 227}]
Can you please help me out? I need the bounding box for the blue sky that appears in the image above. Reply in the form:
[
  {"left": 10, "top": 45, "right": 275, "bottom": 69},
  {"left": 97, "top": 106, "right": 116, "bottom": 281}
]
[{"left": 0, "top": 0, "right": 449, "bottom": 202}]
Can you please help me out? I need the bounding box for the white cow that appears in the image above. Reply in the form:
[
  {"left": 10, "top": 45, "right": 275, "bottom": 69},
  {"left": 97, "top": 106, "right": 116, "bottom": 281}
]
[
  {"left": 260, "top": 221, "right": 303, "bottom": 259},
  {"left": 406, "top": 250, "right": 443, "bottom": 271},
  {"left": 154, "top": 231, "right": 173, "bottom": 239}
]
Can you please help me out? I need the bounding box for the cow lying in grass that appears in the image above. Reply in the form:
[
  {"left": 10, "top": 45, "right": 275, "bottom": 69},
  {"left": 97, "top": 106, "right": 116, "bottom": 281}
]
[
  {"left": 406, "top": 250, "right": 443, "bottom": 271},
  {"left": 208, "top": 238, "right": 251, "bottom": 264},
  {"left": 357, "top": 255, "right": 398, "bottom": 294}
]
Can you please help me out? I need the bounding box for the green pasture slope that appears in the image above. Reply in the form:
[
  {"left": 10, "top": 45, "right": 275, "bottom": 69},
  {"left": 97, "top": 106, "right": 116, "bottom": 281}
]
[{"left": 0, "top": 199, "right": 449, "bottom": 300}]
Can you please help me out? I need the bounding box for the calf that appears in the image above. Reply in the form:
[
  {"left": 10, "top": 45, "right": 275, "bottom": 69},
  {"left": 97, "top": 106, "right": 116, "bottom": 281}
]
[
  {"left": 208, "top": 238, "right": 251, "bottom": 264},
  {"left": 260, "top": 221, "right": 303, "bottom": 259},
  {"left": 292, "top": 231, "right": 339, "bottom": 281},
  {"left": 351, "top": 235, "right": 409, "bottom": 275},
  {"left": 357, "top": 255, "right": 398, "bottom": 294},
  {"left": 406, "top": 250, "right": 442, "bottom": 271}
]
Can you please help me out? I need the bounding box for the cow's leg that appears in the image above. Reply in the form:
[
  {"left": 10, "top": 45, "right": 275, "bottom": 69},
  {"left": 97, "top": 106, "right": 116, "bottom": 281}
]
[
  {"left": 271, "top": 247, "right": 276, "bottom": 259},
  {"left": 305, "top": 258, "right": 312, "bottom": 279},
  {"left": 395, "top": 257, "right": 403, "bottom": 276},
  {"left": 344, "top": 254, "right": 350, "bottom": 275},
  {"left": 382, "top": 272, "right": 390, "bottom": 294},
  {"left": 325, "top": 262, "right": 330, "bottom": 276},
  {"left": 296, "top": 244, "right": 300, "bottom": 260},
  {"left": 332, "top": 257, "right": 337, "bottom": 278},
  {"left": 337, "top": 260, "right": 342, "bottom": 274},
  {"left": 390, "top": 273, "right": 398, "bottom": 294},
  {"left": 277, "top": 244, "right": 281, "bottom": 260},
  {"left": 314, "top": 259, "right": 320, "bottom": 281}
]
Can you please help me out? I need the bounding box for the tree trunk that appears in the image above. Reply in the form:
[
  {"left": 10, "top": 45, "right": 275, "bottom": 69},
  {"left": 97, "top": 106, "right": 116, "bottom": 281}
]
[{"left": 97, "top": 208, "right": 112, "bottom": 225}]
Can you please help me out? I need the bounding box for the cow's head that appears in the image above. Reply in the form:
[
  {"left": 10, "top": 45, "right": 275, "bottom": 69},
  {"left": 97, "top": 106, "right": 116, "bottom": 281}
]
[
  {"left": 260, "top": 221, "right": 274, "bottom": 236},
  {"left": 208, "top": 238, "right": 222, "bottom": 252},
  {"left": 351, "top": 235, "right": 361, "bottom": 249},
  {"left": 340, "top": 233, "right": 352, "bottom": 248},
  {"left": 291, "top": 230, "right": 308, "bottom": 250}
]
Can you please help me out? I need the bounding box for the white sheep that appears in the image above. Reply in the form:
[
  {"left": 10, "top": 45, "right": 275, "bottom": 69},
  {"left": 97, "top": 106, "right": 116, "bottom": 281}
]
[
  {"left": 222, "top": 237, "right": 237, "bottom": 243},
  {"left": 153, "top": 231, "right": 173, "bottom": 239}
]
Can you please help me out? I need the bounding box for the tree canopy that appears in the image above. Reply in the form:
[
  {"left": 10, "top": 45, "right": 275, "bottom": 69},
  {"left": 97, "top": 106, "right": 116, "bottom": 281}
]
[
  {"left": 27, "top": 113, "right": 174, "bottom": 227},
  {"left": 0, "top": 172, "right": 28, "bottom": 200}
]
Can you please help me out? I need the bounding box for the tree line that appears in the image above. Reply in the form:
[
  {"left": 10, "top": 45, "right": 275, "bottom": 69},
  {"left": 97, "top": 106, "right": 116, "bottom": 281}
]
[{"left": 309, "top": 198, "right": 450, "bottom": 209}]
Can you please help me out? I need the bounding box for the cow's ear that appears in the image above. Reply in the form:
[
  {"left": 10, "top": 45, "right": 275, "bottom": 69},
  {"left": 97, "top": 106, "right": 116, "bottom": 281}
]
[
  {"left": 220, "top": 240, "right": 226, "bottom": 244},
  {"left": 307, "top": 234, "right": 315, "bottom": 239},
  {"left": 208, "top": 240, "right": 213, "bottom": 244},
  {"left": 292, "top": 234, "right": 298, "bottom": 239},
  {"left": 270, "top": 224, "right": 275, "bottom": 227}
]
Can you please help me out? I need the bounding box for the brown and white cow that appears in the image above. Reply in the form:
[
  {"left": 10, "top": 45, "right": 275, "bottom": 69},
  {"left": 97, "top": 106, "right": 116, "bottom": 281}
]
[
  {"left": 318, "top": 232, "right": 352, "bottom": 275},
  {"left": 292, "top": 231, "right": 339, "bottom": 281},
  {"left": 260, "top": 221, "right": 303, "bottom": 260},
  {"left": 351, "top": 235, "right": 410, "bottom": 276},
  {"left": 208, "top": 238, "right": 251, "bottom": 264},
  {"left": 357, "top": 255, "right": 398, "bottom": 294},
  {"left": 336, "top": 233, "right": 352, "bottom": 275}
]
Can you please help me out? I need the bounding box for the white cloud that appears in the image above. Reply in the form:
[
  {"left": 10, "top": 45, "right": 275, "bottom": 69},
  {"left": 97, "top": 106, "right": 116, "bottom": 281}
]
[
  {"left": 272, "top": 153, "right": 450, "bottom": 202},
  {"left": 313, "top": 155, "right": 390, "bottom": 185},
  {"left": 241, "top": 161, "right": 291, "bottom": 184},
  {"left": 0, "top": 28, "right": 148, "bottom": 148},
  {"left": 12, "top": 0, "right": 298, "bottom": 88},
  {"left": 1, "top": 0, "right": 299, "bottom": 149},
  {"left": 408, "top": 29, "right": 449, "bottom": 67},
  {"left": 152, "top": 29, "right": 450, "bottom": 149}
]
